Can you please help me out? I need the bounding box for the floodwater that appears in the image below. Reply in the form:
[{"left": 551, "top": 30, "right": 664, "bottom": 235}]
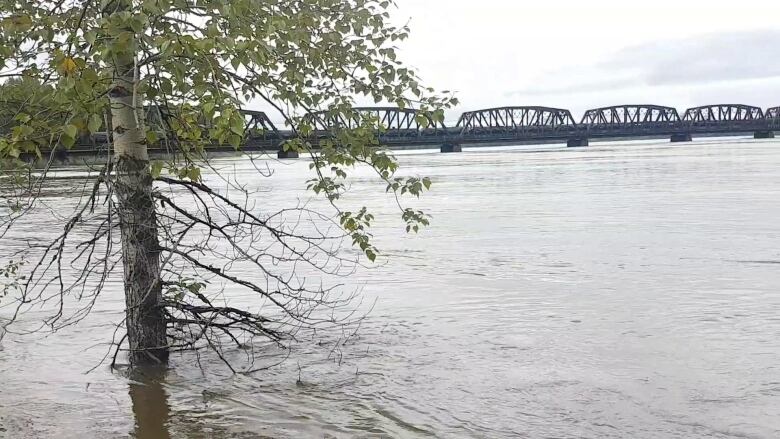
[{"left": 1, "top": 138, "right": 780, "bottom": 438}]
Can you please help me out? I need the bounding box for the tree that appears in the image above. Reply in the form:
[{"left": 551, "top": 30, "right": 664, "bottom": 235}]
[{"left": 0, "top": 0, "right": 455, "bottom": 369}]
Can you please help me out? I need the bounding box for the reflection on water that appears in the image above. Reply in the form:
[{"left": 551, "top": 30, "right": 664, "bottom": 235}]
[
  {"left": 2, "top": 138, "right": 780, "bottom": 438},
  {"left": 128, "top": 368, "right": 171, "bottom": 439}
]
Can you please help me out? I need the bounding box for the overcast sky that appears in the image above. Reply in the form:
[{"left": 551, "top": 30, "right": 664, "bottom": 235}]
[
  {"left": 392, "top": 0, "right": 780, "bottom": 124},
  {"left": 254, "top": 1, "right": 780, "bottom": 125}
]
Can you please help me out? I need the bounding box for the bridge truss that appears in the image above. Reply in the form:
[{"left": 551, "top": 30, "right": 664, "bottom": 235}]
[
  {"left": 456, "top": 106, "right": 577, "bottom": 137},
  {"left": 306, "top": 107, "right": 446, "bottom": 139},
  {"left": 579, "top": 105, "right": 681, "bottom": 136},
  {"left": 682, "top": 105, "right": 765, "bottom": 132},
  {"left": 581, "top": 105, "right": 680, "bottom": 125},
  {"left": 766, "top": 106, "right": 780, "bottom": 130},
  {"left": 243, "top": 110, "right": 279, "bottom": 134}
]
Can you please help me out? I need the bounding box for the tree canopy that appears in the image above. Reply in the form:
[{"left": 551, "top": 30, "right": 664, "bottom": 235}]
[{"left": 0, "top": 0, "right": 456, "bottom": 369}]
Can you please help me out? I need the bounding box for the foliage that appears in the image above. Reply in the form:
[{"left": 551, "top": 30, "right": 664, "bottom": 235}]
[
  {"left": 0, "top": 259, "right": 24, "bottom": 304},
  {"left": 0, "top": 77, "right": 65, "bottom": 160},
  {"left": 0, "top": 0, "right": 456, "bottom": 368},
  {"left": 0, "top": 0, "right": 455, "bottom": 254}
]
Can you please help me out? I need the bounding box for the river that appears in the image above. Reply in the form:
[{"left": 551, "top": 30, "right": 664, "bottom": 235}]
[{"left": 1, "top": 137, "right": 779, "bottom": 438}]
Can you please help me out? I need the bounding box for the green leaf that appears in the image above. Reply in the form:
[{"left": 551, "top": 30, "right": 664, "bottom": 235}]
[
  {"left": 160, "top": 78, "right": 172, "bottom": 95},
  {"left": 187, "top": 167, "right": 201, "bottom": 182},
  {"left": 88, "top": 114, "right": 102, "bottom": 133},
  {"left": 63, "top": 124, "right": 78, "bottom": 139},
  {"left": 85, "top": 31, "right": 97, "bottom": 46},
  {"left": 14, "top": 113, "right": 31, "bottom": 123},
  {"left": 150, "top": 161, "right": 164, "bottom": 178},
  {"left": 230, "top": 115, "right": 244, "bottom": 136},
  {"left": 61, "top": 134, "right": 75, "bottom": 148},
  {"left": 228, "top": 134, "right": 241, "bottom": 148}
]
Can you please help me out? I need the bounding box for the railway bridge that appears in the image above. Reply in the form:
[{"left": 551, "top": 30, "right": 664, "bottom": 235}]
[
  {"left": 64, "top": 103, "right": 780, "bottom": 158},
  {"left": 297, "top": 104, "right": 779, "bottom": 154}
]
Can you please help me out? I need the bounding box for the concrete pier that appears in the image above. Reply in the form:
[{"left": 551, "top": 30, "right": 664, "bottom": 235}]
[
  {"left": 670, "top": 133, "right": 693, "bottom": 142},
  {"left": 440, "top": 143, "right": 462, "bottom": 153},
  {"left": 567, "top": 138, "right": 589, "bottom": 148},
  {"left": 754, "top": 130, "right": 775, "bottom": 139}
]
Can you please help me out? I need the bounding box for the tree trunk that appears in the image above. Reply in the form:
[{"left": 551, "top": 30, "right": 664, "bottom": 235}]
[
  {"left": 107, "top": 0, "right": 168, "bottom": 365},
  {"left": 114, "top": 157, "right": 168, "bottom": 365}
]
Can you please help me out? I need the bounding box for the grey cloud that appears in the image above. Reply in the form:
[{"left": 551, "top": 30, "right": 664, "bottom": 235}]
[
  {"left": 605, "top": 29, "right": 780, "bottom": 86},
  {"left": 508, "top": 29, "right": 780, "bottom": 97}
]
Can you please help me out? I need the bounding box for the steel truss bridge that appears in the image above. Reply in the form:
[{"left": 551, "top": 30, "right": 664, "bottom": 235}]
[
  {"left": 255, "top": 104, "right": 780, "bottom": 154},
  {"left": 453, "top": 104, "right": 778, "bottom": 146},
  {"left": 68, "top": 103, "right": 780, "bottom": 157}
]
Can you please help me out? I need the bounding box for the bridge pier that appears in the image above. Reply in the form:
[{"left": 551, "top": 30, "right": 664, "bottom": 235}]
[
  {"left": 277, "top": 150, "right": 300, "bottom": 159},
  {"left": 567, "top": 138, "right": 588, "bottom": 148},
  {"left": 440, "top": 142, "right": 462, "bottom": 153},
  {"left": 670, "top": 133, "right": 693, "bottom": 143},
  {"left": 754, "top": 130, "right": 775, "bottom": 139}
]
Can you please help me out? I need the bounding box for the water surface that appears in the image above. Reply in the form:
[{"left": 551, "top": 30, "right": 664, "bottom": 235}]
[{"left": 1, "top": 138, "right": 779, "bottom": 438}]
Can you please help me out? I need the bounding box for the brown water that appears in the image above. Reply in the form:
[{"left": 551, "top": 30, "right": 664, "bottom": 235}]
[{"left": 1, "top": 138, "right": 780, "bottom": 438}]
